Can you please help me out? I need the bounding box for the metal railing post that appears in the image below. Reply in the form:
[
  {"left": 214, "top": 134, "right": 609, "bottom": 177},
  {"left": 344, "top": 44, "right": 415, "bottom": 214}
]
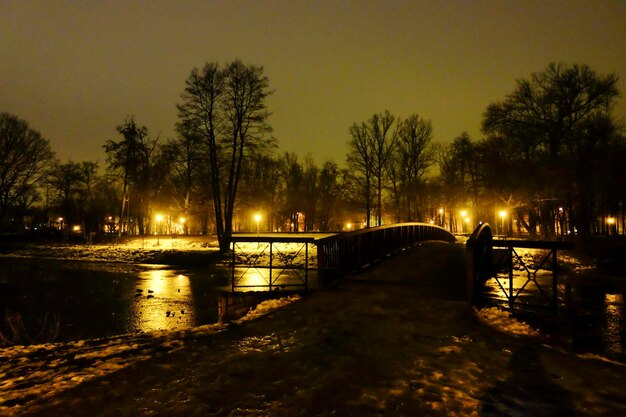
[
  {"left": 552, "top": 249, "right": 558, "bottom": 313},
  {"left": 508, "top": 245, "right": 514, "bottom": 310}
]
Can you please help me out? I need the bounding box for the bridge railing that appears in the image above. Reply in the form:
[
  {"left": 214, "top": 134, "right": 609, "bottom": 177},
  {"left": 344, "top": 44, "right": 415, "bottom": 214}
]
[
  {"left": 467, "top": 223, "right": 575, "bottom": 311},
  {"left": 316, "top": 222, "right": 456, "bottom": 285}
]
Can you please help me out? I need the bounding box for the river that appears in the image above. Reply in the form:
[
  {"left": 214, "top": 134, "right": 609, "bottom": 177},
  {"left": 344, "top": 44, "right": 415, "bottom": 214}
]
[
  {"left": 481, "top": 267, "right": 626, "bottom": 362},
  {"left": 0, "top": 258, "right": 230, "bottom": 343}
]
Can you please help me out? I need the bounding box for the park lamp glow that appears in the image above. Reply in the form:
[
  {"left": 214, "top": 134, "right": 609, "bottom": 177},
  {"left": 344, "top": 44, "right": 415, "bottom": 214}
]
[
  {"left": 346, "top": 222, "right": 352, "bottom": 230},
  {"left": 499, "top": 210, "right": 507, "bottom": 219},
  {"left": 155, "top": 214, "right": 164, "bottom": 236},
  {"left": 460, "top": 210, "right": 467, "bottom": 219},
  {"left": 607, "top": 217, "right": 615, "bottom": 225}
]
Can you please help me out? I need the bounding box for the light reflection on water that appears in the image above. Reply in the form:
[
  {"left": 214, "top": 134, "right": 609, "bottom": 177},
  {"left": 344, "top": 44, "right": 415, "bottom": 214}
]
[
  {"left": 232, "top": 267, "right": 315, "bottom": 292},
  {"left": 131, "top": 270, "right": 196, "bottom": 333},
  {"left": 482, "top": 271, "right": 626, "bottom": 360},
  {"left": 604, "top": 294, "right": 624, "bottom": 355},
  {"left": 0, "top": 258, "right": 229, "bottom": 342}
]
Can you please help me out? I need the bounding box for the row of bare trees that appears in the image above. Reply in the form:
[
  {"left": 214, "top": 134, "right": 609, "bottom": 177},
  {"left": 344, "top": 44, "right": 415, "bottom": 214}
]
[
  {"left": 346, "top": 111, "right": 436, "bottom": 227},
  {"left": 440, "top": 63, "right": 624, "bottom": 237},
  {"left": 1, "top": 61, "right": 623, "bottom": 243}
]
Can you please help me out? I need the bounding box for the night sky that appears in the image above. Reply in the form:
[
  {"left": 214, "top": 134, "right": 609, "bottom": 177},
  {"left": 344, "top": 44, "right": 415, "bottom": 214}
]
[{"left": 1, "top": 0, "right": 624, "bottom": 165}]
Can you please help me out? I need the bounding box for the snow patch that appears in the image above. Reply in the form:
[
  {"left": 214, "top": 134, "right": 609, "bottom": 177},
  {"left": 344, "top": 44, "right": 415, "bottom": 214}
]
[
  {"left": 237, "top": 295, "right": 302, "bottom": 323},
  {"left": 475, "top": 307, "right": 540, "bottom": 337}
]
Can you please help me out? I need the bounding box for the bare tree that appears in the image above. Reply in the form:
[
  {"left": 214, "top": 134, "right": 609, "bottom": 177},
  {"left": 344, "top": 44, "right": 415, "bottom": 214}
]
[
  {"left": 177, "top": 60, "right": 273, "bottom": 251},
  {"left": 0, "top": 113, "right": 54, "bottom": 228},
  {"left": 346, "top": 122, "right": 374, "bottom": 227},
  {"left": 369, "top": 111, "right": 398, "bottom": 226},
  {"left": 346, "top": 111, "right": 398, "bottom": 227},
  {"left": 483, "top": 62, "right": 620, "bottom": 236},
  {"left": 387, "top": 114, "right": 434, "bottom": 221},
  {"left": 103, "top": 117, "right": 159, "bottom": 235}
]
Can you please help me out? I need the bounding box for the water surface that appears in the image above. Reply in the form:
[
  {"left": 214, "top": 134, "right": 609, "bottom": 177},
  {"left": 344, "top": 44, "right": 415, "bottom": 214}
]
[{"left": 0, "top": 258, "right": 230, "bottom": 343}]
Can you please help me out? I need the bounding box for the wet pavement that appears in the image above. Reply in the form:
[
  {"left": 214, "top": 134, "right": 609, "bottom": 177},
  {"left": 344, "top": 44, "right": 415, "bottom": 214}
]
[{"left": 11, "top": 242, "right": 626, "bottom": 416}]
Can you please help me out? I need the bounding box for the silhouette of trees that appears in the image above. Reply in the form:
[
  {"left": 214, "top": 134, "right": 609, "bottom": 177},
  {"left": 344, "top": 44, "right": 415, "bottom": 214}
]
[
  {"left": 482, "top": 63, "right": 620, "bottom": 236},
  {"left": 103, "top": 117, "right": 161, "bottom": 235},
  {"left": 0, "top": 113, "right": 54, "bottom": 229},
  {"left": 278, "top": 152, "right": 304, "bottom": 231},
  {"left": 238, "top": 154, "right": 281, "bottom": 232},
  {"left": 177, "top": 60, "right": 273, "bottom": 251},
  {"left": 346, "top": 121, "right": 375, "bottom": 227},
  {"left": 317, "top": 160, "right": 344, "bottom": 231},
  {"left": 346, "top": 111, "right": 398, "bottom": 227},
  {"left": 48, "top": 161, "right": 84, "bottom": 226},
  {"left": 160, "top": 124, "right": 206, "bottom": 234},
  {"left": 47, "top": 160, "right": 102, "bottom": 235},
  {"left": 387, "top": 114, "right": 435, "bottom": 221}
]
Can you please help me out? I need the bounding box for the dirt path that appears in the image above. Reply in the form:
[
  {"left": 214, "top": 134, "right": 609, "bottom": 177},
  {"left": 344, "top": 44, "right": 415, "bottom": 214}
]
[{"left": 12, "top": 242, "right": 626, "bottom": 416}]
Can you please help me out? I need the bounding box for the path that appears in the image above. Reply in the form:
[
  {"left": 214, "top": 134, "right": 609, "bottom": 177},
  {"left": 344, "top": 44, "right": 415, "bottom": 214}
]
[{"left": 12, "top": 242, "right": 626, "bottom": 416}]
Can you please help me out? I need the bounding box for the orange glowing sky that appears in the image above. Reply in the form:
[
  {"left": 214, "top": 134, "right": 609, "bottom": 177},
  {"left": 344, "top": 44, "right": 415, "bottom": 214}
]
[{"left": 1, "top": 0, "right": 624, "bottom": 165}]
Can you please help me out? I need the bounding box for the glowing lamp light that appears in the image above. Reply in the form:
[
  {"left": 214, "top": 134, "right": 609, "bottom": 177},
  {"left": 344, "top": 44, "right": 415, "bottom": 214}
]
[
  {"left": 346, "top": 222, "right": 352, "bottom": 230},
  {"left": 464, "top": 217, "right": 471, "bottom": 224},
  {"left": 72, "top": 225, "right": 81, "bottom": 232},
  {"left": 460, "top": 210, "right": 467, "bottom": 218},
  {"left": 499, "top": 210, "right": 507, "bottom": 219},
  {"left": 438, "top": 208, "right": 444, "bottom": 214},
  {"left": 179, "top": 217, "right": 186, "bottom": 224},
  {"left": 254, "top": 213, "right": 261, "bottom": 223},
  {"left": 607, "top": 217, "right": 615, "bottom": 225},
  {"left": 156, "top": 214, "right": 164, "bottom": 222}
]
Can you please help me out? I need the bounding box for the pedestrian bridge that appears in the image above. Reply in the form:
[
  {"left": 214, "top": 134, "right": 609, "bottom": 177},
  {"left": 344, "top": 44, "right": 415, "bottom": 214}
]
[{"left": 229, "top": 223, "right": 456, "bottom": 292}]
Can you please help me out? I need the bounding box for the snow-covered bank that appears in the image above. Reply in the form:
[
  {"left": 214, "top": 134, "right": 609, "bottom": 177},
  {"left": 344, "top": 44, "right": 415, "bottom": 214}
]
[
  {"left": 0, "top": 295, "right": 300, "bottom": 415},
  {"left": 2, "top": 241, "right": 626, "bottom": 416},
  {"left": 0, "top": 236, "right": 223, "bottom": 266}
]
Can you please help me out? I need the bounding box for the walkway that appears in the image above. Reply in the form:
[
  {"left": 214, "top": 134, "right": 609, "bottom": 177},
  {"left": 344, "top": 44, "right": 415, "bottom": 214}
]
[{"left": 16, "top": 242, "right": 626, "bottom": 416}]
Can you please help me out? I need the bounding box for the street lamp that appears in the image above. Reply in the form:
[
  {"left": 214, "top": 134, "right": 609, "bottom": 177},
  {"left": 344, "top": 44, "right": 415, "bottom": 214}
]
[
  {"left": 155, "top": 214, "right": 163, "bottom": 245},
  {"left": 254, "top": 213, "right": 261, "bottom": 246},
  {"left": 179, "top": 217, "right": 186, "bottom": 235},
  {"left": 607, "top": 216, "right": 616, "bottom": 235},
  {"left": 499, "top": 210, "right": 507, "bottom": 235}
]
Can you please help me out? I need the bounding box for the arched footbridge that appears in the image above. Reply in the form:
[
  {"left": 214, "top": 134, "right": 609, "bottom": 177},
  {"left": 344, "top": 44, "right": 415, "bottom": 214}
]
[{"left": 229, "top": 222, "right": 456, "bottom": 292}]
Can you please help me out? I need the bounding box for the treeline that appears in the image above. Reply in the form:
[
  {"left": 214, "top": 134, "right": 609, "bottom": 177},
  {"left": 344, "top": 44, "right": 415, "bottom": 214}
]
[{"left": 1, "top": 62, "right": 624, "bottom": 244}]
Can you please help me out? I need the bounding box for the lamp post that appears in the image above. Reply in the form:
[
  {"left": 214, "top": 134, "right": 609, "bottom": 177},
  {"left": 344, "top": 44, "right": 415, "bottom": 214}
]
[
  {"left": 499, "top": 210, "right": 507, "bottom": 236},
  {"left": 155, "top": 214, "right": 163, "bottom": 245},
  {"left": 460, "top": 210, "right": 467, "bottom": 233},
  {"left": 607, "top": 216, "right": 616, "bottom": 235},
  {"left": 254, "top": 213, "right": 261, "bottom": 247}
]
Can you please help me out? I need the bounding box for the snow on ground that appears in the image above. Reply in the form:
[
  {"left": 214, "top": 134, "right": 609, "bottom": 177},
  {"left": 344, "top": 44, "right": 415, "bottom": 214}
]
[
  {"left": 0, "top": 296, "right": 299, "bottom": 415},
  {"left": 1, "top": 240, "right": 625, "bottom": 416},
  {"left": 475, "top": 307, "right": 540, "bottom": 337}
]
